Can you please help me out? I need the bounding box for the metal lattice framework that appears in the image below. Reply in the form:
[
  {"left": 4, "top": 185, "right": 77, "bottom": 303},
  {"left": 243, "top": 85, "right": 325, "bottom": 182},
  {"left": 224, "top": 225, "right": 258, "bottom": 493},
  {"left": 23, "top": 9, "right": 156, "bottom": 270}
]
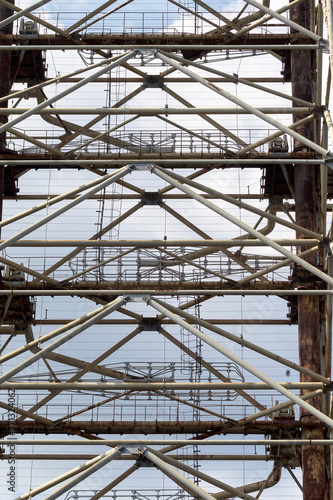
[{"left": 0, "top": 0, "right": 333, "bottom": 498}]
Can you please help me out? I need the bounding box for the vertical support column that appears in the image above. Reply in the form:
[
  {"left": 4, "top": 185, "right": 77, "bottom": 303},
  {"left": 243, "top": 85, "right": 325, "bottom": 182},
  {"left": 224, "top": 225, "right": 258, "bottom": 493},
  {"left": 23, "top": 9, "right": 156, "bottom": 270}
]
[
  {"left": 290, "top": 1, "right": 329, "bottom": 498},
  {"left": 0, "top": 0, "right": 14, "bottom": 225}
]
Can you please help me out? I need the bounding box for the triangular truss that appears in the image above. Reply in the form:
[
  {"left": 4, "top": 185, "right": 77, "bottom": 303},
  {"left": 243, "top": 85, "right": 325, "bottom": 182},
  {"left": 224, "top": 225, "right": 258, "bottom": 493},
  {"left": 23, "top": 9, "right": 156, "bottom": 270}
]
[{"left": 0, "top": 0, "right": 332, "bottom": 498}]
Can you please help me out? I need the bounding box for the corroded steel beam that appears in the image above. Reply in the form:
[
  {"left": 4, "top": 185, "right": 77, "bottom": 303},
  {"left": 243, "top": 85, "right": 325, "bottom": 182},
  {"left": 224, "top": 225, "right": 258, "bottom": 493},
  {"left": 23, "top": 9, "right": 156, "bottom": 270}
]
[
  {"left": 0, "top": 0, "right": 13, "bottom": 228},
  {"left": 290, "top": 0, "right": 330, "bottom": 497},
  {"left": 0, "top": 420, "right": 302, "bottom": 435}
]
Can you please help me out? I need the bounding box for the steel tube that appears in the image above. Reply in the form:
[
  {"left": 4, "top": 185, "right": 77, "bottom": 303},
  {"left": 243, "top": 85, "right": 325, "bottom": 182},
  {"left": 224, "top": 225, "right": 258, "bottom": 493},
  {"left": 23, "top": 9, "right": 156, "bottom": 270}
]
[
  {"left": 0, "top": 454, "right": 269, "bottom": 460},
  {"left": 145, "top": 448, "right": 257, "bottom": 500},
  {"left": 64, "top": 0, "right": 118, "bottom": 33},
  {"left": 148, "top": 298, "right": 333, "bottom": 428},
  {"left": 324, "top": 109, "right": 333, "bottom": 143},
  {"left": 39, "top": 202, "right": 143, "bottom": 279},
  {"left": 245, "top": 0, "right": 322, "bottom": 42},
  {"left": 0, "top": 382, "right": 324, "bottom": 390},
  {"left": 236, "top": 115, "right": 315, "bottom": 156},
  {"left": 0, "top": 44, "right": 320, "bottom": 50},
  {"left": 0, "top": 159, "right": 324, "bottom": 165},
  {"left": 0, "top": 106, "right": 315, "bottom": 115},
  {"left": 0, "top": 165, "right": 131, "bottom": 251},
  {"left": 0, "top": 50, "right": 128, "bottom": 105},
  {"left": 154, "top": 166, "right": 321, "bottom": 239},
  {"left": 237, "top": 247, "right": 318, "bottom": 285},
  {"left": 12, "top": 447, "right": 122, "bottom": 500},
  {"left": 0, "top": 304, "right": 116, "bottom": 364},
  {"left": 153, "top": 297, "right": 329, "bottom": 383},
  {"left": 61, "top": 248, "right": 135, "bottom": 283},
  {"left": 0, "top": 0, "right": 50, "bottom": 29},
  {"left": 0, "top": 164, "right": 131, "bottom": 229},
  {"left": 159, "top": 327, "right": 265, "bottom": 411},
  {"left": 0, "top": 297, "right": 127, "bottom": 384},
  {"left": 0, "top": 238, "right": 319, "bottom": 247},
  {"left": 0, "top": 254, "right": 58, "bottom": 285},
  {"left": 41, "top": 447, "right": 123, "bottom": 500},
  {"left": 0, "top": 289, "right": 331, "bottom": 296},
  {"left": 162, "top": 51, "right": 313, "bottom": 106},
  {"left": 0, "top": 51, "right": 133, "bottom": 134},
  {"left": 156, "top": 52, "right": 328, "bottom": 157},
  {"left": 141, "top": 447, "right": 217, "bottom": 500},
  {"left": 25, "top": 327, "right": 142, "bottom": 417},
  {"left": 150, "top": 166, "right": 333, "bottom": 286},
  {"left": 3, "top": 439, "right": 333, "bottom": 446},
  {"left": 235, "top": 0, "right": 305, "bottom": 38},
  {"left": 242, "top": 389, "right": 324, "bottom": 424}
]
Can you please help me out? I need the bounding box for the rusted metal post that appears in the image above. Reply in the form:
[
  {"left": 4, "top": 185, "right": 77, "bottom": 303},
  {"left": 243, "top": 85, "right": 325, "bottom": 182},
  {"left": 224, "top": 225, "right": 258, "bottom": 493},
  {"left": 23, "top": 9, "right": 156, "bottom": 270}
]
[
  {"left": 290, "top": 0, "right": 330, "bottom": 497},
  {"left": 0, "top": 0, "right": 13, "bottom": 226}
]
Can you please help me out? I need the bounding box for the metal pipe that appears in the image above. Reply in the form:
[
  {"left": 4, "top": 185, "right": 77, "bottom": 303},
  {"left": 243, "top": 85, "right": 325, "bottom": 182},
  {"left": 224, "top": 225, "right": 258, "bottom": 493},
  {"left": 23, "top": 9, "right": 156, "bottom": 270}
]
[
  {"left": 0, "top": 297, "right": 127, "bottom": 384},
  {"left": 0, "top": 289, "right": 331, "bottom": 296},
  {"left": 0, "top": 454, "right": 269, "bottom": 461},
  {"left": 145, "top": 447, "right": 257, "bottom": 500},
  {"left": 162, "top": 51, "right": 313, "bottom": 106},
  {"left": 73, "top": 0, "right": 134, "bottom": 35},
  {"left": 241, "top": 389, "right": 324, "bottom": 424},
  {"left": 0, "top": 50, "right": 129, "bottom": 105},
  {"left": 0, "top": 164, "right": 131, "bottom": 229},
  {"left": 155, "top": 51, "right": 328, "bottom": 157},
  {"left": 0, "top": 165, "right": 132, "bottom": 251},
  {"left": 0, "top": 238, "right": 319, "bottom": 247},
  {"left": 8, "top": 126, "right": 63, "bottom": 156},
  {"left": 60, "top": 248, "right": 135, "bottom": 283},
  {"left": 148, "top": 297, "right": 333, "bottom": 428},
  {"left": 153, "top": 165, "right": 321, "bottom": 239},
  {"left": 236, "top": 114, "right": 316, "bottom": 156},
  {"left": 11, "top": 447, "right": 122, "bottom": 500},
  {"left": 68, "top": 115, "right": 139, "bottom": 155},
  {"left": 153, "top": 297, "right": 329, "bottom": 383},
  {"left": 0, "top": 44, "right": 320, "bottom": 50},
  {"left": 0, "top": 382, "right": 324, "bottom": 390},
  {"left": 40, "top": 446, "right": 124, "bottom": 500},
  {"left": 3, "top": 439, "right": 333, "bottom": 446},
  {"left": 0, "top": 254, "right": 59, "bottom": 285},
  {"left": 39, "top": 202, "right": 143, "bottom": 279},
  {"left": 0, "top": 106, "right": 315, "bottom": 115},
  {"left": 0, "top": 0, "right": 50, "bottom": 29},
  {"left": 159, "top": 327, "right": 265, "bottom": 411},
  {"left": 64, "top": 0, "right": 118, "bottom": 33},
  {"left": 0, "top": 0, "right": 75, "bottom": 36},
  {"left": 324, "top": 109, "right": 333, "bottom": 143},
  {"left": 214, "top": 462, "right": 282, "bottom": 500},
  {"left": 0, "top": 159, "right": 324, "bottom": 165},
  {"left": 89, "top": 464, "right": 139, "bottom": 500},
  {"left": 0, "top": 51, "right": 133, "bottom": 134},
  {"left": 149, "top": 166, "right": 333, "bottom": 286},
  {"left": 237, "top": 247, "right": 318, "bottom": 285},
  {"left": 141, "top": 447, "right": 217, "bottom": 500},
  {"left": 0, "top": 304, "right": 117, "bottom": 364},
  {"left": 234, "top": 0, "right": 305, "bottom": 38},
  {"left": 245, "top": 0, "right": 322, "bottom": 42}
]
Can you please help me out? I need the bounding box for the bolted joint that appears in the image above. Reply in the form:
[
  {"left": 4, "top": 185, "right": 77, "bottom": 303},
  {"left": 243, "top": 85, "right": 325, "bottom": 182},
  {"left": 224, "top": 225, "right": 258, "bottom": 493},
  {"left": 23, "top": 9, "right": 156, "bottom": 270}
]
[
  {"left": 319, "top": 237, "right": 333, "bottom": 256},
  {"left": 139, "top": 316, "right": 161, "bottom": 331},
  {"left": 143, "top": 74, "right": 164, "bottom": 89},
  {"left": 141, "top": 191, "right": 162, "bottom": 206}
]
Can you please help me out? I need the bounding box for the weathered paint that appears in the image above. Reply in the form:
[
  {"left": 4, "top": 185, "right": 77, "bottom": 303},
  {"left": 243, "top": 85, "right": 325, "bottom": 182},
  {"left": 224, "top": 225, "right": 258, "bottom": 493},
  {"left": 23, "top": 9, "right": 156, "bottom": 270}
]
[{"left": 290, "top": 0, "right": 330, "bottom": 497}]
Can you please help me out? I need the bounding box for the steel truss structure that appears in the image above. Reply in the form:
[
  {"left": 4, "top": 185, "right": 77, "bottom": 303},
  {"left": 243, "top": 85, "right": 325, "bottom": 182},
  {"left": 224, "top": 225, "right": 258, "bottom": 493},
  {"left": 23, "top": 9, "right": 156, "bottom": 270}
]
[{"left": 0, "top": 0, "right": 333, "bottom": 499}]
